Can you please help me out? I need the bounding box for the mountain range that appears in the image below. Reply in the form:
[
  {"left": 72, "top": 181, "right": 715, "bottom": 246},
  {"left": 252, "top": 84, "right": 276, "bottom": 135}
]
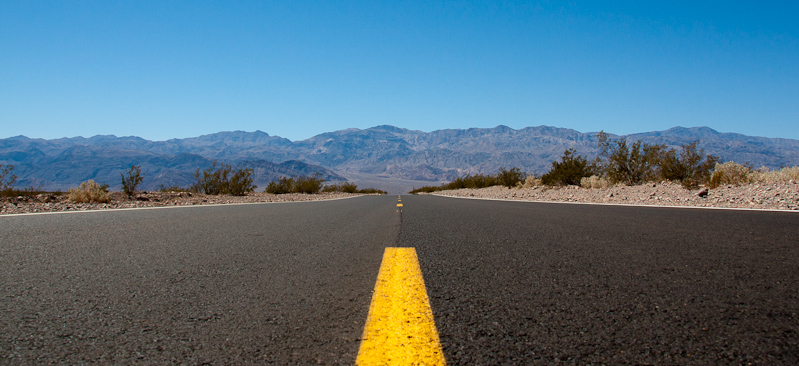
[{"left": 2, "top": 125, "right": 798, "bottom": 194}]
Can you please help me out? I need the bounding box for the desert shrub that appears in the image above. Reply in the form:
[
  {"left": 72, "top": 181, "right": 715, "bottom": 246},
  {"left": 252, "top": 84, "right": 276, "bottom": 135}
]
[
  {"left": 355, "top": 187, "right": 387, "bottom": 194},
  {"left": 1, "top": 185, "right": 52, "bottom": 198},
  {"left": 157, "top": 184, "right": 190, "bottom": 193},
  {"left": 265, "top": 175, "right": 325, "bottom": 194},
  {"left": 409, "top": 185, "right": 442, "bottom": 194},
  {"left": 265, "top": 177, "right": 295, "bottom": 194},
  {"left": 597, "top": 131, "right": 663, "bottom": 185},
  {"left": 229, "top": 168, "right": 256, "bottom": 196},
  {"left": 709, "top": 163, "right": 799, "bottom": 188},
  {"left": 323, "top": 181, "right": 359, "bottom": 193},
  {"left": 519, "top": 175, "right": 543, "bottom": 188},
  {"left": 657, "top": 141, "right": 719, "bottom": 188},
  {"left": 497, "top": 167, "right": 526, "bottom": 188},
  {"left": 121, "top": 165, "right": 144, "bottom": 197},
  {"left": 708, "top": 162, "right": 753, "bottom": 188},
  {"left": 294, "top": 175, "right": 325, "bottom": 194},
  {"left": 541, "top": 149, "right": 595, "bottom": 186},
  {"left": 0, "top": 164, "right": 17, "bottom": 195},
  {"left": 67, "top": 180, "right": 111, "bottom": 203},
  {"left": 446, "top": 173, "right": 497, "bottom": 189},
  {"left": 190, "top": 162, "right": 255, "bottom": 195},
  {"left": 581, "top": 175, "right": 611, "bottom": 189},
  {"left": 750, "top": 166, "right": 799, "bottom": 184},
  {"left": 409, "top": 167, "right": 527, "bottom": 193},
  {"left": 191, "top": 161, "right": 231, "bottom": 195}
]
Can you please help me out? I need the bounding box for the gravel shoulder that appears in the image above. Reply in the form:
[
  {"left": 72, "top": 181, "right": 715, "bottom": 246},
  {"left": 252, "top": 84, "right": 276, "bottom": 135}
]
[
  {"left": 0, "top": 191, "right": 365, "bottom": 215},
  {"left": 427, "top": 181, "right": 799, "bottom": 211}
]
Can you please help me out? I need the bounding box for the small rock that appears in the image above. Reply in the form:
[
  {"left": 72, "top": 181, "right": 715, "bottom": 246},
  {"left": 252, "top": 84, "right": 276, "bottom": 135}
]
[{"left": 697, "top": 188, "right": 709, "bottom": 198}]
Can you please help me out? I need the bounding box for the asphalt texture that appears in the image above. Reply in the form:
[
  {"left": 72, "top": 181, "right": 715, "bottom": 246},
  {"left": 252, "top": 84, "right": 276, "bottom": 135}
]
[{"left": 2, "top": 195, "right": 799, "bottom": 364}]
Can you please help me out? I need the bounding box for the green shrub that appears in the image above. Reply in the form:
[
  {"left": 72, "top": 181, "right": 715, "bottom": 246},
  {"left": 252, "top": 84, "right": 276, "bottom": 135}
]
[
  {"left": 67, "top": 180, "right": 111, "bottom": 203},
  {"left": 229, "top": 168, "right": 257, "bottom": 196},
  {"left": 497, "top": 167, "right": 526, "bottom": 188},
  {"left": 541, "top": 149, "right": 595, "bottom": 186},
  {"left": 355, "top": 187, "right": 387, "bottom": 194},
  {"left": 190, "top": 161, "right": 255, "bottom": 195},
  {"left": 265, "top": 175, "right": 325, "bottom": 194},
  {"left": 121, "top": 165, "right": 144, "bottom": 197},
  {"left": 409, "top": 185, "right": 442, "bottom": 194},
  {"left": 410, "top": 167, "right": 528, "bottom": 193},
  {"left": 597, "top": 131, "right": 663, "bottom": 185},
  {"left": 323, "top": 181, "right": 359, "bottom": 193},
  {"left": 191, "top": 161, "right": 231, "bottom": 195},
  {"left": 294, "top": 175, "right": 325, "bottom": 194},
  {"left": 265, "top": 177, "right": 295, "bottom": 194},
  {"left": 658, "top": 141, "right": 718, "bottom": 188}
]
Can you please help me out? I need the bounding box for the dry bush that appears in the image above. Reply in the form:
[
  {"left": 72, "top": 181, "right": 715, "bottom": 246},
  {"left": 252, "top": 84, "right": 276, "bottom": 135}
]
[
  {"left": 67, "top": 180, "right": 111, "bottom": 203},
  {"left": 708, "top": 162, "right": 753, "bottom": 188},
  {"left": 519, "top": 175, "right": 543, "bottom": 188},
  {"left": 581, "top": 175, "right": 611, "bottom": 189},
  {"left": 751, "top": 166, "right": 799, "bottom": 183},
  {"left": 121, "top": 165, "right": 144, "bottom": 197}
]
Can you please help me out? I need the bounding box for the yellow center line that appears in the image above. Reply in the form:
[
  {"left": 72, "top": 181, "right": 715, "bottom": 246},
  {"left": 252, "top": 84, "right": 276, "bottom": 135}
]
[{"left": 356, "top": 247, "right": 446, "bottom": 366}]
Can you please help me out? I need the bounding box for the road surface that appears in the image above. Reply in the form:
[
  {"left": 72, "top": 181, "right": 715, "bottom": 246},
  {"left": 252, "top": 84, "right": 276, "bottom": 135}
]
[{"left": 2, "top": 195, "right": 798, "bottom": 364}]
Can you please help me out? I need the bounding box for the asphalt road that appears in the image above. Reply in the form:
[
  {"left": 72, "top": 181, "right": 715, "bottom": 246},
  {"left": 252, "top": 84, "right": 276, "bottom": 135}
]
[{"left": 2, "top": 195, "right": 798, "bottom": 364}]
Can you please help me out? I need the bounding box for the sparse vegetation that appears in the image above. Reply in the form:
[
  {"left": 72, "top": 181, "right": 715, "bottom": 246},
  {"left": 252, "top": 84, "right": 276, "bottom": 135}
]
[
  {"left": 709, "top": 161, "right": 754, "bottom": 188},
  {"left": 322, "top": 181, "right": 387, "bottom": 194},
  {"left": 229, "top": 168, "right": 256, "bottom": 196},
  {"left": 190, "top": 161, "right": 256, "bottom": 196},
  {"left": 752, "top": 166, "right": 799, "bottom": 183},
  {"left": 597, "top": 131, "right": 663, "bottom": 185},
  {"left": 156, "top": 184, "right": 190, "bottom": 193},
  {"left": 541, "top": 149, "right": 595, "bottom": 186},
  {"left": 657, "top": 141, "right": 718, "bottom": 188},
  {"left": 121, "top": 165, "right": 144, "bottom": 197},
  {"left": 67, "top": 180, "right": 111, "bottom": 203},
  {"left": 497, "top": 167, "right": 526, "bottom": 188},
  {"left": 519, "top": 175, "right": 543, "bottom": 188},
  {"left": 265, "top": 175, "right": 325, "bottom": 194},
  {"left": 709, "top": 162, "right": 799, "bottom": 188},
  {"left": 0, "top": 164, "right": 17, "bottom": 195},
  {"left": 581, "top": 175, "right": 611, "bottom": 189},
  {"left": 409, "top": 168, "right": 528, "bottom": 194},
  {"left": 323, "top": 181, "right": 359, "bottom": 193}
]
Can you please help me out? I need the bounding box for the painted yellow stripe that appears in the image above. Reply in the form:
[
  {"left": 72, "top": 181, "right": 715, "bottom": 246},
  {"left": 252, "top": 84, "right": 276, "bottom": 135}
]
[
  {"left": 396, "top": 203, "right": 403, "bottom": 207},
  {"left": 356, "top": 247, "right": 446, "bottom": 366}
]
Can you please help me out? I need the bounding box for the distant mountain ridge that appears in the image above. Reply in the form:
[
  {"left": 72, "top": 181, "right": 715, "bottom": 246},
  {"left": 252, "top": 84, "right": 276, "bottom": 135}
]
[{"left": 2, "top": 125, "right": 798, "bottom": 193}]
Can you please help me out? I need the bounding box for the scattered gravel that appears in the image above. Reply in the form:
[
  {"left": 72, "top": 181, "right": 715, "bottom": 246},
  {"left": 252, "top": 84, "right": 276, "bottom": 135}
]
[
  {"left": 0, "top": 191, "right": 364, "bottom": 215},
  {"left": 428, "top": 180, "right": 799, "bottom": 211}
]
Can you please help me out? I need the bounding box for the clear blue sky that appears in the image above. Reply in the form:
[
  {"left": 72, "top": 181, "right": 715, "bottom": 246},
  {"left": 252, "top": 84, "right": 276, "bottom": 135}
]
[{"left": 2, "top": 1, "right": 798, "bottom": 141}]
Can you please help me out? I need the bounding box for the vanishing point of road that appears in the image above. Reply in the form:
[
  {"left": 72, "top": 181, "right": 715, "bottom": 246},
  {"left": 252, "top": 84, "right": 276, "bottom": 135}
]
[{"left": 2, "top": 195, "right": 798, "bottom": 364}]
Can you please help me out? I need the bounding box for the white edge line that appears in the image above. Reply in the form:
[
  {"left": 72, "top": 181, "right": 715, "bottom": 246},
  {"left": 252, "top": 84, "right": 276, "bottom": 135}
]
[
  {"left": 429, "top": 193, "right": 799, "bottom": 213},
  {"left": 0, "top": 194, "right": 364, "bottom": 218}
]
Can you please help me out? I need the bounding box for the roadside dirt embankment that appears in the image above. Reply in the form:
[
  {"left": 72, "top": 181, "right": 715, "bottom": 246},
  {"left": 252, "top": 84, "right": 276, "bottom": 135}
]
[
  {"left": 428, "top": 181, "right": 799, "bottom": 211},
  {"left": 0, "top": 191, "right": 362, "bottom": 215}
]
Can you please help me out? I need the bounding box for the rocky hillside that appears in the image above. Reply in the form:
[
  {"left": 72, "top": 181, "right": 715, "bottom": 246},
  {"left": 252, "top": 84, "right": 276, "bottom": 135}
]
[{"left": 2, "top": 125, "right": 798, "bottom": 193}]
